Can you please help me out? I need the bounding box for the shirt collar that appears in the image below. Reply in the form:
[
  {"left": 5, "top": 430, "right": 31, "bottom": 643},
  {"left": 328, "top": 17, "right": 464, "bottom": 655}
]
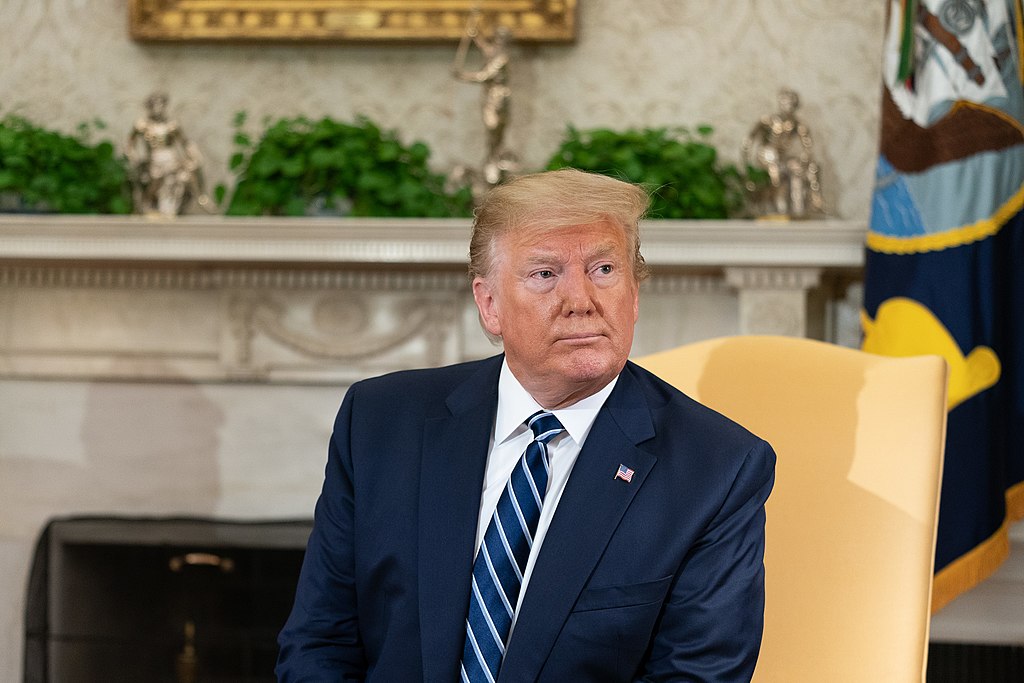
[{"left": 495, "top": 358, "right": 619, "bottom": 446}]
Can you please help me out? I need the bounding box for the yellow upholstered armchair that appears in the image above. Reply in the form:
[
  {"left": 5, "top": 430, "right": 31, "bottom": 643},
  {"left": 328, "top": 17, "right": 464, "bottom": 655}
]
[{"left": 636, "top": 336, "right": 948, "bottom": 683}]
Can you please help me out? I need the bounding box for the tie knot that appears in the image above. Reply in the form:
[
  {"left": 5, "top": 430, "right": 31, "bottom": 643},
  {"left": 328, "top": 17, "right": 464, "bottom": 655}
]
[{"left": 527, "top": 410, "right": 564, "bottom": 444}]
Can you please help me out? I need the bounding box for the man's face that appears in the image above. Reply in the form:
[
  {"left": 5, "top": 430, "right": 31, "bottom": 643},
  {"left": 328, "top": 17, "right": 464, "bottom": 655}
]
[{"left": 472, "top": 219, "right": 639, "bottom": 409}]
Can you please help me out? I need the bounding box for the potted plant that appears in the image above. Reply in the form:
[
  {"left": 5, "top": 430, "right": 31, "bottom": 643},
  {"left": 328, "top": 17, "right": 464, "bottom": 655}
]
[
  {"left": 219, "top": 114, "right": 473, "bottom": 218},
  {"left": 545, "top": 125, "right": 747, "bottom": 219},
  {"left": 0, "top": 113, "right": 132, "bottom": 214}
]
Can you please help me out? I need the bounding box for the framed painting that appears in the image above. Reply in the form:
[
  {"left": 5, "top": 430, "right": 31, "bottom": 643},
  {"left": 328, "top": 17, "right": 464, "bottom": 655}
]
[{"left": 129, "top": 0, "right": 577, "bottom": 42}]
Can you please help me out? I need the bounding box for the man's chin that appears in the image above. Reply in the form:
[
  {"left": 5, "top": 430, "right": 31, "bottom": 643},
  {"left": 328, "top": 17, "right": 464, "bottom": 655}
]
[{"left": 557, "top": 350, "right": 625, "bottom": 384}]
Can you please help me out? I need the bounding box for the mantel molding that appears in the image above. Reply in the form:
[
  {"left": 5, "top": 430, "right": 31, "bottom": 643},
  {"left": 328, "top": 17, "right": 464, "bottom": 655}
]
[
  {"left": 0, "top": 215, "right": 867, "bottom": 269},
  {"left": 0, "top": 215, "right": 866, "bottom": 383}
]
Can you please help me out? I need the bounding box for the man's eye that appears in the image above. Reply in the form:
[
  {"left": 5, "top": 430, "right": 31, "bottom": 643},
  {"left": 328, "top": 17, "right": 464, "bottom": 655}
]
[
  {"left": 597, "top": 264, "right": 614, "bottom": 275},
  {"left": 534, "top": 270, "right": 554, "bottom": 279}
]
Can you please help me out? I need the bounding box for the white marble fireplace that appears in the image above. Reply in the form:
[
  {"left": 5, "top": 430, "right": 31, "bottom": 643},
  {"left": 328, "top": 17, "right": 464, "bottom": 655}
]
[{"left": 0, "top": 215, "right": 866, "bottom": 679}]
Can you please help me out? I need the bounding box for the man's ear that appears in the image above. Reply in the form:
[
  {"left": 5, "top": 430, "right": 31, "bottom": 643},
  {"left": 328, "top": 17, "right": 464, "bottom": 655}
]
[{"left": 472, "top": 277, "right": 502, "bottom": 336}]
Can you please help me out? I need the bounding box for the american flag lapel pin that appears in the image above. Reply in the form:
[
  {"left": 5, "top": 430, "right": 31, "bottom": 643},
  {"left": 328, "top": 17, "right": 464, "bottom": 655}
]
[{"left": 614, "top": 464, "right": 635, "bottom": 483}]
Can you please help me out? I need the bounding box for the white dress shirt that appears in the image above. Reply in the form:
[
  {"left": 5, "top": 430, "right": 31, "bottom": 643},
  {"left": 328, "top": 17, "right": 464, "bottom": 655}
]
[{"left": 473, "top": 359, "right": 617, "bottom": 631}]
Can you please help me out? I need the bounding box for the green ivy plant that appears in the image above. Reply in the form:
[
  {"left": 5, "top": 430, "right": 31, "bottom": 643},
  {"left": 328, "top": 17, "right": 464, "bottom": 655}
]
[
  {"left": 0, "top": 113, "right": 131, "bottom": 214},
  {"left": 219, "top": 113, "right": 473, "bottom": 218},
  {"left": 545, "top": 125, "right": 746, "bottom": 219}
]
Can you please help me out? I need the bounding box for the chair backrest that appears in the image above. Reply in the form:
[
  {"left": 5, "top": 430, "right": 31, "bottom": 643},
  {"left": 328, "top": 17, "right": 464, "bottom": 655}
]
[{"left": 636, "top": 335, "right": 947, "bottom": 683}]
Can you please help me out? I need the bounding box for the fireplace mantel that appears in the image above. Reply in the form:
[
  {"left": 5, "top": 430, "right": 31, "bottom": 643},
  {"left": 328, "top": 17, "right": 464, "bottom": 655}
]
[
  {"left": 0, "top": 215, "right": 866, "bottom": 383},
  {"left": 0, "top": 214, "right": 866, "bottom": 267}
]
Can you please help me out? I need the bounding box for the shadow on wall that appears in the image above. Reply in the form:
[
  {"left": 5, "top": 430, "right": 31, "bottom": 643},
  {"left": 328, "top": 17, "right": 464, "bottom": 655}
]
[
  {"left": 79, "top": 373, "right": 225, "bottom": 514},
  {"left": 1, "top": 366, "right": 225, "bottom": 533}
]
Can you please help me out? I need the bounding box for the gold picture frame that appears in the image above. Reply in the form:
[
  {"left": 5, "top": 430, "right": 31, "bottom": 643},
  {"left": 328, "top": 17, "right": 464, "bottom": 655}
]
[{"left": 129, "top": 0, "right": 576, "bottom": 43}]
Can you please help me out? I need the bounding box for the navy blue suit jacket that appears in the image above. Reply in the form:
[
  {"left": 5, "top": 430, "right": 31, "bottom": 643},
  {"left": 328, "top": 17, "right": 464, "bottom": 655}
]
[{"left": 277, "top": 355, "right": 775, "bottom": 682}]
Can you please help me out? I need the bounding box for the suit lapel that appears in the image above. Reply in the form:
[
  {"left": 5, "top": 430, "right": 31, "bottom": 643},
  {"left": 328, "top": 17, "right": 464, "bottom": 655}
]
[
  {"left": 418, "top": 356, "right": 502, "bottom": 683},
  {"left": 499, "top": 365, "right": 657, "bottom": 681}
]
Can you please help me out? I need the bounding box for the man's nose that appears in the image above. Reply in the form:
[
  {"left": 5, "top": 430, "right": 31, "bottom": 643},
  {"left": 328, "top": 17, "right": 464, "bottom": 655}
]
[{"left": 560, "top": 268, "right": 596, "bottom": 315}]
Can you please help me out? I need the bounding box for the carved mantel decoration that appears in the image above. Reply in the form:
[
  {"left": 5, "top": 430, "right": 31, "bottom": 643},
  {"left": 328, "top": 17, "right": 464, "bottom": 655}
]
[
  {"left": 0, "top": 215, "right": 865, "bottom": 384},
  {"left": 129, "top": 0, "right": 577, "bottom": 42}
]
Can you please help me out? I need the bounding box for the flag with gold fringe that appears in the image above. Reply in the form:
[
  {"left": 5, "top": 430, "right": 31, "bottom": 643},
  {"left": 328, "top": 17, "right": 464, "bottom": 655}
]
[{"left": 863, "top": 0, "right": 1024, "bottom": 611}]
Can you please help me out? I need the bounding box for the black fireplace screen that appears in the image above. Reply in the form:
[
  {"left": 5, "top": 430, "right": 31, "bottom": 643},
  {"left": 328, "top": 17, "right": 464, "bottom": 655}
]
[{"left": 24, "top": 517, "right": 311, "bottom": 683}]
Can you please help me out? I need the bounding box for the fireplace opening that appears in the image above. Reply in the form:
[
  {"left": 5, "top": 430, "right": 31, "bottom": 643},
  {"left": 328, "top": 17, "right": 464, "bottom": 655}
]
[{"left": 24, "top": 517, "right": 311, "bottom": 683}]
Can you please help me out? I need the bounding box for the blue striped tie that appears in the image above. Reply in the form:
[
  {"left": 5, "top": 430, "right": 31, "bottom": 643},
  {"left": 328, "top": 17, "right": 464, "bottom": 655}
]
[{"left": 460, "top": 410, "right": 564, "bottom": 683}]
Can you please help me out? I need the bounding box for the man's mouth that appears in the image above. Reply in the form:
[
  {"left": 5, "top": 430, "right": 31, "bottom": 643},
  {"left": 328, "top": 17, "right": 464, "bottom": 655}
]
[{"left": 557, "top": 333, "right": 604, "bottom": 343}]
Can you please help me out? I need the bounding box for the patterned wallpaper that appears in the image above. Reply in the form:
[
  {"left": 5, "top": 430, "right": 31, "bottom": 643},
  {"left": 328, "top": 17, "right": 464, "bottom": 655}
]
[{"left": 0, "top": 1, "right": 885, "bottom": 219}]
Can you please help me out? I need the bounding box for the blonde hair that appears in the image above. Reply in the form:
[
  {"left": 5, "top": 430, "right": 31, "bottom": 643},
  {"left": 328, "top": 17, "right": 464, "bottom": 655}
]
[{"left": 468, "top": 168, "right": 650, "bottom": 281}]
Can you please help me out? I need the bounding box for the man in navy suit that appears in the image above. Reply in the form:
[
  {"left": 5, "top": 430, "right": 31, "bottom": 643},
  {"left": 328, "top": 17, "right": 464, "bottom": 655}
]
[{"left": 277, "top": 169, "right": 775, "bottom": 682}]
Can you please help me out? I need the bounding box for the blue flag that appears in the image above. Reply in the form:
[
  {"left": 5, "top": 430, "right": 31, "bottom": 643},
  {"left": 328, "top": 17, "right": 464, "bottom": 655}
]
[{"left": 863, "top": 0, "right": 1024, "bottom": 611}]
